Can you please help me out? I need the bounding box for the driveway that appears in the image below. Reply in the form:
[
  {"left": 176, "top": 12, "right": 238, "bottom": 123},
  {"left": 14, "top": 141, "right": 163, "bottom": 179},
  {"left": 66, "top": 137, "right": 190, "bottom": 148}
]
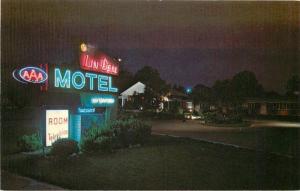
[{"left": 151, "top": 119, "right": 300, "bottom": 158}]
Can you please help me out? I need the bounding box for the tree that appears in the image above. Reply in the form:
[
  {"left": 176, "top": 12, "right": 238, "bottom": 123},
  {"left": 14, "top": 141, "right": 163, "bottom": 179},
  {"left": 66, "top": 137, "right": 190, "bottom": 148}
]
[
  {"left": 286, "top": 74, "right": 300, "bottom": 98},
  {"left": 172, "top": 84, "right": 185, "bottom": 94},
  {"left": 143, "top": 86, "right": 160, "bottom": 110},
  {"left": 212, "top": 79, "right": 233, "bottom": 104},
  {"left": 134, "top": 66, "right": 169, "bottom": 94},
  {"left": 191, "top": 84, "right": 213, "bottom": 104},
  {"left": 231, "top": 71, "right": 264, "bottom": 102}
]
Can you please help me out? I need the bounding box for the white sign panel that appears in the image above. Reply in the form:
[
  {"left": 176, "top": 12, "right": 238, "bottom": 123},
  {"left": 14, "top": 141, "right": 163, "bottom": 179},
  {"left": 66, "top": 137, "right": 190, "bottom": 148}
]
[{"left": 46, "top": 110, "right": 69, "bottom": 146}]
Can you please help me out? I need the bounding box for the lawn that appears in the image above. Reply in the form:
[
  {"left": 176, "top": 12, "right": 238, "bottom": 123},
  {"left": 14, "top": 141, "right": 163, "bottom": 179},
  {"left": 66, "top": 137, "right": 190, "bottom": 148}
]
[{"left": 2, "top": 135, "right": 299, "bottom": 190}]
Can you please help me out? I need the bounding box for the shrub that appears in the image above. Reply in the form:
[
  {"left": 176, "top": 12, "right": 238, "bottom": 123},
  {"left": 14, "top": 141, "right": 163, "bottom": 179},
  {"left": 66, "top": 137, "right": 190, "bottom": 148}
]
[
  {"left": 50, "top": 139, "right": 79, "bottom": 157},
  {"left": 134, "top": 121, "right": 152, "bottom": 144},
  {"left": 203, "top": 112, "right": 217, "bottom": 123},
  {"left": 203, "top": 111, "right": 243, "bottom": 124},
  {"left": 228, "top": 113, "right": 243, "bottom": 123},
  {"left": 18, "top": 133, "right": 43, "bottom": 152},
  {"left": 80, "top": 118, "right": 152, "bottom": 153},
  {"left": 80, "top": 127, "right": 114, "bottom": 153},
  {"left": 111, "top": 118, "right": 152, "bottom": 147}
]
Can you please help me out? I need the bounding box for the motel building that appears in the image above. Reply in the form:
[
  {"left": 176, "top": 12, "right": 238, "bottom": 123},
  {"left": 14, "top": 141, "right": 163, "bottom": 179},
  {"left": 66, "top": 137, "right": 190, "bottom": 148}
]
[
  {"left": 244, "top": 98, "right": 300, "bottom": 116},
  {"left": 12, "top": 43, "right": 120, "bottom": 146},
  {"left": 119, "top": 84, "right": 193, "bottom": 114},
  {"left": 119, "top": 81, "right": 146, "bottom": 108}
]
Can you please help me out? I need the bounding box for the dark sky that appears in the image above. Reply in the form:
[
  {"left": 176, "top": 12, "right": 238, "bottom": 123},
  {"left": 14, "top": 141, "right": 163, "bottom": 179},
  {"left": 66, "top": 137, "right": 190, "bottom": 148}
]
[{"left": 2, "top": 1, "right": 299, "bottom": 93}]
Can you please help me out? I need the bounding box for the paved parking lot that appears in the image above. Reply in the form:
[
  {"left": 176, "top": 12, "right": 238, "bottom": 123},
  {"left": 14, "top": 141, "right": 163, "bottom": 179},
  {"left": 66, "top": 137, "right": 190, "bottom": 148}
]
[{"left": 151, "top": 119, "right": 300, "bottom": 157}]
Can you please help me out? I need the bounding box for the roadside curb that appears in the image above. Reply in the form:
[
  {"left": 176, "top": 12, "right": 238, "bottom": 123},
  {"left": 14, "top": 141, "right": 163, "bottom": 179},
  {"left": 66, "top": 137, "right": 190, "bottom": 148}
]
[
  {"left": 152, "top": 132, "right": 295, "bottom": 159},
  {"left": 1, "top": 170, "right": 65, "bottom": 190}
]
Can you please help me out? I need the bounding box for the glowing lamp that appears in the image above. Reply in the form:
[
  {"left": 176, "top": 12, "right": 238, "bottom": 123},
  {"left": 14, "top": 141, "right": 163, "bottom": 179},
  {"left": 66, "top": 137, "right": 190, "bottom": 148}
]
[
  {"left": 186, "top": 87, "right": 192, "bottom": 94},
  {"left": 80, "top": 43, "right": 88, "bottom": 52}
]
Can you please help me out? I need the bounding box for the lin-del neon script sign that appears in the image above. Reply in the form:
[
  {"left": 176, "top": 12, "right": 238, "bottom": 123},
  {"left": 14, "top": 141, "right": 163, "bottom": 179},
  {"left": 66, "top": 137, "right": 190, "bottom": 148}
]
[{"left": 80, "top": 52, "right": 119, "bottom": 76}]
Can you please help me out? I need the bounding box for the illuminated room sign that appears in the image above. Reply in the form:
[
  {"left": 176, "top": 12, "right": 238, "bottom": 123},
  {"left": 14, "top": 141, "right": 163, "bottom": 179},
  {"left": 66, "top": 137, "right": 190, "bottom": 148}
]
[
  {"left": 80, "top": 53, "right": 119, "bottom": 76},
  {"left": 54, "top": 68, "right": 118, "bottom": 93},
  {"left": 46, "top": 110, "right": 69, "bottom": 146},
  {"left": 13, "top": 66, "right": 48, "bottom": 84}
]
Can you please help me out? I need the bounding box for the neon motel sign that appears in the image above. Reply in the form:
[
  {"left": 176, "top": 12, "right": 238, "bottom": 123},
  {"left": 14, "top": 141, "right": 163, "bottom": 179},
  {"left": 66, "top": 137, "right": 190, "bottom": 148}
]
[
  {"left": 54, "top": 68, "right": 118, "bottom": 93},
  {"left": 12, "top": 66, "right": 48, "bottom": 84},
  {"left": 13, "top": 67, "right": 118, "bottom": 93}
]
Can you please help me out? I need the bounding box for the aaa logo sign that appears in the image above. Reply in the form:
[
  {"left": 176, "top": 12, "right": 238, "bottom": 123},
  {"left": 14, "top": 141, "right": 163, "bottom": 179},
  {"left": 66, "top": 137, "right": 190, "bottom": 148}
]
[
  {"left": 46, "top": 110, "right": 69, "bottom": 146},
  {"left": 13, "top": 66, "right": 48, "bottom": 84}
]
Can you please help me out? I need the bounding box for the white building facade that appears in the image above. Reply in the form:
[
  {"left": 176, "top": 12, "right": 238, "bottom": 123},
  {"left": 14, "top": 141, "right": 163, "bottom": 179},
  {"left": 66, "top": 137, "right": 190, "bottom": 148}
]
[{"left": 119, "top": 82, "right": 146, "bottom": 107}]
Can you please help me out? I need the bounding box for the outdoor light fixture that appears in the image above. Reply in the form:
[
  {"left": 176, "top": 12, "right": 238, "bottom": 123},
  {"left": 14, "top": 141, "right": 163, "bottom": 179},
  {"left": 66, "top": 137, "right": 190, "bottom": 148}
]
[
  {"left": 186, "top": 87, "right": 192, "bottom": 94},
  {"left": 80, "top": 43, "right": 88, "bottom": 52}
]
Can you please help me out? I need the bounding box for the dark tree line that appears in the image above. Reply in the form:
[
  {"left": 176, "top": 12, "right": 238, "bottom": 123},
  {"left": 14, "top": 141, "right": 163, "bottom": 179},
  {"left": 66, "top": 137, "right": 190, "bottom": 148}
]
[
  {"left": 191, "top": 72, "right": 299, "bottom": 107},
  {"left": 119, "top": 66, "right": 299, "bottom": 109},
  {"left": 180, "top": 71, "right": 264, "bottom": 106}
]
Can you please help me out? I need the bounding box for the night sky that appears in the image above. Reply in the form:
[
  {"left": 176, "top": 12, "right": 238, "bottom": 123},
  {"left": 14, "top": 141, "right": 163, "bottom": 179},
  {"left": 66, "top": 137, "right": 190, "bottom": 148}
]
[{"left": 2, "top": 1, "right": 299, "bottom": 93}]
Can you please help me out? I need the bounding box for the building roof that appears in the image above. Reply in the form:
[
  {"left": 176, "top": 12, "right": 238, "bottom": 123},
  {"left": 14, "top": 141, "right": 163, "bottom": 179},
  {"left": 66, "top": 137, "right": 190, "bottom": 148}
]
[
  {"left": 120, "top": 82, "right": 146, "bottom": 97},
  {"left": 245, "top": 97, "right": 299, "bottom": 104},
  {"left": 169, "top": 89, "right": 188, "bottom": 98}
]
